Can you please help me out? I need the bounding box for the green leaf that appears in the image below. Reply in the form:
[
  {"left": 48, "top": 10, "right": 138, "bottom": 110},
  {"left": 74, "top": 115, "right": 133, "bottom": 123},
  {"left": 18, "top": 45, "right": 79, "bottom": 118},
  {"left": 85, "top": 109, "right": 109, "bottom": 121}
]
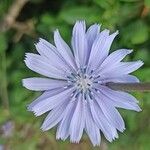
[
  {"left": 93, "top": 0, "right": 113, "bottom": 9},
  {"left": 121, "top": 20, "right": 149, "bottom": 45},
  {"left": 131, "top": 21, "right": 149, "bottom": 44},
  {"left": 40, "top": 14, "right": 56, "bottom": 25},
  {"left": 117, "top": 3, "right": 142, "bottom": 25},
  {"left": 59, "top": 6, "right": 102, "bottom": 24},
  {"left": 144, "top": 0, "right": 150, "bottom": 7}
]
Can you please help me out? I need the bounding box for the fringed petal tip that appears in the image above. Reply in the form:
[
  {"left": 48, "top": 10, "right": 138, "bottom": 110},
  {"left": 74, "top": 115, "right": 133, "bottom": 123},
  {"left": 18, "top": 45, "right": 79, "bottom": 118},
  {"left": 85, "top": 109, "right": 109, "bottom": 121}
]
[
  {"left": 56, "top": 136, "right": 67, "bottom": 141},
  {"left": 115, "top": 30, "right": 119, "bottom": 35},
  {"left": 26, "top": 104, "right": 35, "bottom": 114},
  {"left": 138, "top": 60, "right": 144, "bottom": 67},
  {"left": 27, "top": 105, "right": 40, "bottom": 117},
  {"left": 75, "top": 20, "right": 86, "bottom": 24},
  {"left": 22, "top": 79, "right": 26, "bottom": 87},
  {"left": 33, "top": 38, "right": 40, "bottom": 45},
  {"left": 24, "top": 53, "right": 34, "bottom": 60},
  {"left": 135, "top": 106, "right": 142, "bottom": 112},
  {"left": 93, "top": 143, "right": 101, "bottom": 147},
  {"left": 22, "top": 78, "right": 34, "bottom": 91},
  {"left": 40, "top": 126, "right": 48, "bottom": 132},
  {"left": 125, "top": 49, "right": 133, "bottom": 55},
  {"left": 37, "top": 38, "right": 45, "bottom": 43},
  {"left": 33, "top": 38, "right": 43, "bottom": 49},
  {"left": 70, "top": 139, "right": 80, "bottom": 144}
]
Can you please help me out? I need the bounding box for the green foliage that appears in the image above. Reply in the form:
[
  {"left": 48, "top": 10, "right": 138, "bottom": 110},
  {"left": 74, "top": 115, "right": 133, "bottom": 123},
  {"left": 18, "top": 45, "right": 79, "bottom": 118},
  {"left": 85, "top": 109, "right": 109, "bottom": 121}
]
[
  {"left": 145, "top": 0, "right": 150, "bottom": 7},
  {"left": 0, "top": 33, "right": 7, "bottom": 53},
  {"left": 122, "top": 20, "right": 149, "bottom": 45},
  {"left": 0, "top": 0, "right": 150, "bottom": 149},
  {"left": 59, "top": 6, "right": 102, "bottom": 24}
]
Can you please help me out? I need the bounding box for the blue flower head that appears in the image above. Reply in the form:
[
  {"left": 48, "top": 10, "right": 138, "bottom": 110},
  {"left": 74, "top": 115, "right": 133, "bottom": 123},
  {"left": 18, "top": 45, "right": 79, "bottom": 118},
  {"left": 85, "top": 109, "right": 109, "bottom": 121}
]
[{"left": 22, "top": 21, "right": 143, "bottom": 146}]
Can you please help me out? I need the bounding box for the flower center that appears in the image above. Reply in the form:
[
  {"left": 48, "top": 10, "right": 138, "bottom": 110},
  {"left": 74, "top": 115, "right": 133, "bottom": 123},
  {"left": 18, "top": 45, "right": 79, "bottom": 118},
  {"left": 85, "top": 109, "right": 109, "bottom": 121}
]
[
  {"left": 76, "top": 76, "right": 92, "bottom": 92},
  {"left": 67, "top": 68, "right": 94, "bottom": 93}
]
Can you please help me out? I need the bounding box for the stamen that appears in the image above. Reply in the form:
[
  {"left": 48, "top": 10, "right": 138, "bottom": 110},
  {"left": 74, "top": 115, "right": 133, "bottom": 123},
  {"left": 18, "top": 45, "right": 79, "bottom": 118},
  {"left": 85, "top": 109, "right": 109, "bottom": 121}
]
[
  {"left": 93, "top": 75, "right": 100, "bottom": 80},
  {"left": 75, "top": 91, "right": 80, "bottom": 98},
  {"left": 88, "top": 90, "right": 93, "bottom": 99},
  {"left": 90, "top": 70, "right": 94, "bottom": 74}
]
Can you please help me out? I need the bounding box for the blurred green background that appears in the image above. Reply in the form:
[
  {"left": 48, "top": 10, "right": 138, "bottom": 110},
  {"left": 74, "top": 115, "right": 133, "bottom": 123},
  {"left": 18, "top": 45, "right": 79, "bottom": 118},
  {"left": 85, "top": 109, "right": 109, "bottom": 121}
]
[{"left": 0, "top": 0, "right": 150, "bottom": 149}]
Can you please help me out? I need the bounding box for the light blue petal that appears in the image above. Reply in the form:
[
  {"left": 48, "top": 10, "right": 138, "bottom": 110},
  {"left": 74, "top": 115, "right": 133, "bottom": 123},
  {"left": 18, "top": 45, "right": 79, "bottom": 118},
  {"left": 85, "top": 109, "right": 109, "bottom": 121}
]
[
  {"left": 100, "top": 61, "right": 144, "bottom": 76},
  {"left": 86, "top": 24, "right": 100, "bottom": 63},
  {"left": 69, "top": 94, "right": 85, "bottom": 143},
  {"left": 86, "top": 24, "right": 100, "bottom": 50},
  {"left": 98, "top": 85, "right": 141, "bottom": 111},
  {"left": 35, "top": 38, "right": 72, "bottom": 73},
  {"left": 41, "top": 98, "right": 69, "bottom": 131},
  {"left": 22, "top": 77, "right": 68, "bottom": 91},
  {"left": 71, "top": 21, "right": 88, "bottom": 68},
  {"left": 87, "top": 30, "right": 118, "bottom": 73},
  {"left": 27, "top": 88, "right": 65, "bottom": 111},
  {"left": 24, "top": 53, "right": 67, "bottom": 79},
  {"left": 85, "top": 101, "right": 101, "bottom": 146},
  {"left": 93, "top": 90, "right": 125, "bottom": 132},
  {"left": 99, "top": 49, "right": 133, "bottom": 71},
  {"left": 29, "top": 87, "right": 75, "bottom": 116},
  {"left": 95, "top": 75, "right": 140, "bottom": 83},
  {"left": 89, "top": 98, "right": 118, "bottom": 142},
  {"left": 54, "top": 30, "right": 77, "bottom": 70},
  {"left": 97, "top": 85, "right": 139, "bottom": 103},
  {"left": 56, "top": 98, "right": 77, "bottom": 140}
]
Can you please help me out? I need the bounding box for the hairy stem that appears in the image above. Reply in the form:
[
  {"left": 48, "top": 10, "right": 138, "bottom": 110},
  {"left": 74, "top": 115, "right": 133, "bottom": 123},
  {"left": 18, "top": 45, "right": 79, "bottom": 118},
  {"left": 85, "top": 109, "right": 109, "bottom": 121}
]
[{"left": 106, "top": 82, "right": 150, "bottom": 92}]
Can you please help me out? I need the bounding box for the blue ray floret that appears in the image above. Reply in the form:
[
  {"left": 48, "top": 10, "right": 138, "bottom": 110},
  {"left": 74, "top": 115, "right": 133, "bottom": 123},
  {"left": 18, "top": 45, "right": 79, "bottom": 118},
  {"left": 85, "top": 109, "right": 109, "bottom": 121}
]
[{"left": 22, "top": 20, "right": 143, "bottom": 146}]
